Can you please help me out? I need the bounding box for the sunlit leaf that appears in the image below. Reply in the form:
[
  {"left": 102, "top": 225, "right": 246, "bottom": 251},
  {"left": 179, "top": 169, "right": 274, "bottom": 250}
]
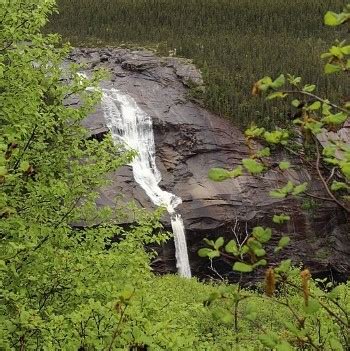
[
  {"left": 322, "top": 112, "right": 348, "bottom": 125},
  {"left": 225, "top": 240, "right": 239, "bottom": 255},
  {"left": 292, "top": 182, "right": 308, "bottom": 196},
  {"left": 273, "top": 214, "right": 291, "bottom": 224},
  {"left": 252, "top": 227, "right": 272, "bottom": 243},
  {"left": 331, "top": 181, "right": 349, "bottom": 191},
  {"left": 242, "top": 158, "right": 264, "bottom": 174},
  {"left": 214, "top": 237, "right": 224, "bottom": 250},
  {"left": 278, "top": 161, "right": 290, "bottom": 170},
  {"left": 233, "top": 262, "right": 253, "bottom": 273},
  {"left": 208, "top": 168, "right": 232, "bottom": 181}
]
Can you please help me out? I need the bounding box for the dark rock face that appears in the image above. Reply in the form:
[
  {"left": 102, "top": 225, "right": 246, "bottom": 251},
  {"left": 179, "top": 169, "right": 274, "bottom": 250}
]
[{"left": 71, "top": 48, "right": 349, "bottom": 281}]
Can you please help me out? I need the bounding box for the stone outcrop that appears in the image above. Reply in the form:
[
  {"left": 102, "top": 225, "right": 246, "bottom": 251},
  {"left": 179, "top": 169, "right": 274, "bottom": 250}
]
[{"left": 70, "top": 48, "right": 349, "bottom": 281}]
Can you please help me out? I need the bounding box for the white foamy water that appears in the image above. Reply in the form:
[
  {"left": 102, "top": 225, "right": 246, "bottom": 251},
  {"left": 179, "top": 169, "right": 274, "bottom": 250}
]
[{"left": 101, "top": 88, "right": 191, "bottom": 278}]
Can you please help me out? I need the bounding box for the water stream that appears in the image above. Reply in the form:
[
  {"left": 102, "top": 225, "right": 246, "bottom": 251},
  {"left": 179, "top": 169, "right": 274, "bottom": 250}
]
[{"left": 101, "top": 88, "right": 192, "bottom": 278}]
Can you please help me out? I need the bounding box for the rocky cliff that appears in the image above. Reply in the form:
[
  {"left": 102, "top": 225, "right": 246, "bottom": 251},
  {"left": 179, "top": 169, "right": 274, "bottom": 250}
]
[{"left": 70, "top": 48, "right": 349, "bottom": 281}]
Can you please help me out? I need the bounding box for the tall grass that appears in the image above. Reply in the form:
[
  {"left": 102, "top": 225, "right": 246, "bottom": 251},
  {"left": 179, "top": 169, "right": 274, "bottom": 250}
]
[{"left": 47, "top": 0, "right": 348, "bottom": 127}]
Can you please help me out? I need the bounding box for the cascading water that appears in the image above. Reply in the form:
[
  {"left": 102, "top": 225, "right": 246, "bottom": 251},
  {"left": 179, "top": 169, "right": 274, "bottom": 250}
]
[{"left": 101, "top": 88, "right": 191, "bottom": 278}]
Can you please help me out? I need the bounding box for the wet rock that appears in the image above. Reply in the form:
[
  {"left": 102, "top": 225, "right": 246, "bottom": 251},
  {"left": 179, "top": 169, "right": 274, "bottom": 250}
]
[{"left": 71, "top": 48, "right": 350, "bottom": 282}]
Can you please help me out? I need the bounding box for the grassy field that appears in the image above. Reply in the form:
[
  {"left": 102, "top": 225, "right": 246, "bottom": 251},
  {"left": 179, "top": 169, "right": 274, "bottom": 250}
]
[{"left": 47, "top": 0, "right": 348, "bottom": 127}]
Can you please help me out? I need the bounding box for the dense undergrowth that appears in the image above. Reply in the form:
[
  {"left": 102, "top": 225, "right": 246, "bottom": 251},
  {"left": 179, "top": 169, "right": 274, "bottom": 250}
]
[{"left": 47, "top": 0, "right": 350, "bottom": 127}]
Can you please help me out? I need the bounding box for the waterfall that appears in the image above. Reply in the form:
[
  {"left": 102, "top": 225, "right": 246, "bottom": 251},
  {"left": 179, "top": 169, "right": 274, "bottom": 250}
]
[{"left": 101, "top": 88, "right": 191, "bottom": 278}]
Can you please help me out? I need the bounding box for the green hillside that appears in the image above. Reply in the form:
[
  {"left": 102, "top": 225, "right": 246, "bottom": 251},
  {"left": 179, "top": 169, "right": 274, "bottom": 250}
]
[{"left": 47, "top": 0, "right": 348, "bottom": 127}]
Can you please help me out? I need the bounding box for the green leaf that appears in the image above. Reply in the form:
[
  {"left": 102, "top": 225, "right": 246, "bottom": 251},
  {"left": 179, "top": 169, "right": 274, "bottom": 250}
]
[
  {"left": 331, "top": 181, "right": 349, "bottom": 191},
  {"left": 304, "top": 120, "right": 324, "bottom": 135},
  {"left": 247, "top": 238, "right": 263, "bottom": 250},
  {"left": 291, "top": 99, "right": 301, "bottom": 107},
  {"left": 270, "top": 74, "right": 285, "bottom": 89},
  {"left": 292, "top": 182, "right": 308, "bottom": 196},
  {"left": 240, "top": 245, "right": 249, "bottom": 255},
  {"left": 324, "top": 11, "right": 340, "bottom": 25},
  {"left": 269, "top": 190, "right": 287, "bottom": 199},
  {"left": 198, "top": 248, "right": 213, "bottom": 257},
  {"left": 278, "top": 161, "right": 290, "bottom": 170},
  {"left": 245, "top": 125, "right": 265, "bottom": 138},
  {"left": 324, "top": 63, "right": 342, "bottom": 74},
  {"left": 340, "top": 162, "right": 350, "bottom": 179},
  {"left": 252, "top": 227, "right": 272, "bottom": 243},
  {"left": 229, "top": 166, "right": 243, "bottom": 178},
  {"left": 233, "top": 262, "right": 253, "bottom": 273},
  {"left": 225, "top": 240, "right": 239, "bottom": 255},
  {"left": 253, "top": 248, "right": 266, "bottom": 257},
  {"left": 324, "top": 157, "right": 340, "bottom": 166},
  {"left": 277, "top": 236, "right": 290, "bottom": 249},
  {"left": 214, "top": 237, "right": 224, "bottom": 250},
  {"left": 273, "top": 214, "right": 290, "bottom": 224},
  {"left": 283, "top": 181, "right": 294, "bottom": 194},
  {"left": 256, "top": 147, "right": 270, "bottom": 158},
  {"left": 263, "top": 130, "right": 289, "bottom": 144},
  {"left": 208, "top": 168, "right": 232, "bottom": 181},
  {"left": 242, "top": 158, "right": 264, "bottom": 174},
  {"left": 288, "top": 75, "right": 301, "bottom": 85},
  {"left": 323, "top": 144, "right": 337, "bottom": 157},
  {"left": 266, "top": 92, "right": 287, "bottom": 100},
  {"left": 203, "top": 238, "right": 215, "bottom": 247},
  {"left": 253, "top": 259, "right": 267, "bottom": 268},
  {"left": 322, "top": 112, "right": 348, "bottom": 125},
  {"left": 207, "top": 250, "right": 221, "bottom": 259},
  {"left": 20, "top": 161, "right": 30, "bottom": 172},
  {"left": 302, "top": 84, "right": 316, "bottom": 93},
  {"left": 329, "top": 45, "right": 344, "bottom": 59},
  {"left": 324, "top": 11, "right": 349, "bottom": 26},
  {"left": 308, "top": 101, "right": 321, "bottom": 110},
  {"left": 341, "top": 45, "right": 350, "bottom": 55},
  {"left": 322, "top": 102, "right": 332, "bottom": 115},
  {"left": 256, "top": 76, "right": 273, "bottom": 92},
  {"left": 275, "top": 259, "right": 292, "bottom": 273}
]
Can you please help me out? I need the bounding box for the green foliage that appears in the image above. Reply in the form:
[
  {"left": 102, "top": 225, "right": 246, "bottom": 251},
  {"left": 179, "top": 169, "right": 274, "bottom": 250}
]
[
  {"left": 2, "top": 1, "right": 350, "bottom": 350},
  {"left": 199, "top": 226, "right": 287, "bottom": 275},
  {"left": 201, "top": 3, "right": 350, "bottom": 349},
  {"left": 273, "top": 213, "right": 291, "bottom": 224},
  {"left": 269, "top": 181, "right": 308, "bottom": 199},
  {"left": 0, "top": 1, "right": 193, "bottom": 349},
  {"left": 242, "top": 158, "right": 264, "bottom": 174},
  {"left": 208, "top": 166, "right": 242, "bottom": 181},
  {"left": 46, "top": 0, "right": 348, "bottom": 128},
  {"left": 233, "top": 262, "right": 253, "bottom": 273},
  {"left": 324, "top": 7, "right": 350, "bottom": 26},
  {"left": 263, "top": 129, "right": 289, "bottom": 145},
  {"left": 278, "top": 161, "right": 291, "bottom": 170}
]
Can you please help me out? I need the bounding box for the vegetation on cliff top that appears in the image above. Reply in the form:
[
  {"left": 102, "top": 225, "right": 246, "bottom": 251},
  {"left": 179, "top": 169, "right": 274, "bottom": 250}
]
[{"left": 47, "top": 0, "right": 350, "bottom": 127}]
